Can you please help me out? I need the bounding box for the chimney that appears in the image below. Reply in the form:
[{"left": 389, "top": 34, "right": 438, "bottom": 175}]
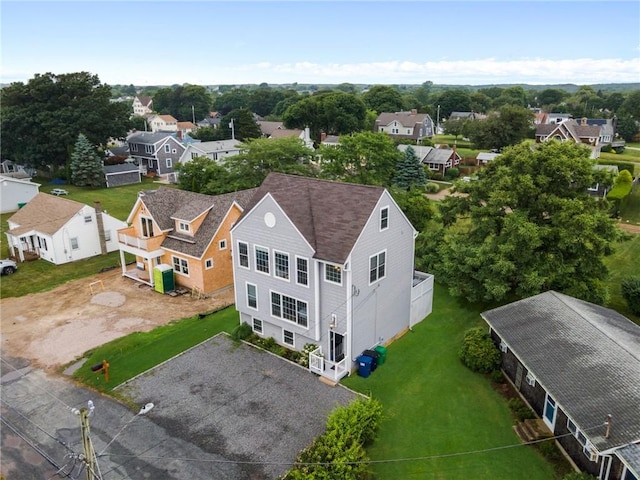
[
  {"left": 604, "top": 414, "right": 612, "bottom": 439},
  {"left": 581, "top": 117, "right": 588, "bottom": 126},
  {"left": 411, "top": 109, "right": 418, "bottom": 115},
  {"left": 94, "top": 201, "right": 108, "bottom": 255},
  {"left": 321, "top": 132, "right": 327, "bottom": 142}
]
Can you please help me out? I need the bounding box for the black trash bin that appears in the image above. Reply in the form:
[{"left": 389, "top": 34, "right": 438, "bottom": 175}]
[
  {"left": 362, "top": 349, "right": 379, "bottom": 372},
  {"left": 356, "top": 355, "right": 373, "bottom": 378}
]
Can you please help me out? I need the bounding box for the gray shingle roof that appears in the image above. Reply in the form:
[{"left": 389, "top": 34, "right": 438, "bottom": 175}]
[
  {"left": 139, "top": 187, "right": 257, "bottom": 258},
  {"left": 616, "top": 443, "right": 640, "bottom": 476},
  {"left": 238, "top": 173, "right": 385, "bottom": 264},
  {"left": 128, "top": 131, "right": 177, "bottom": 145},
  {"left": 482, "top": 291, "right": 640, "bottom": 453},
  {"left": 376, "top": 111, "right": 430, "bottom": 128},
  {"left": 104, "top": 164, "right": 139, "bottom": 174},
  {"left": 398, "top": 145, "right": 456, "bottom": 165}
]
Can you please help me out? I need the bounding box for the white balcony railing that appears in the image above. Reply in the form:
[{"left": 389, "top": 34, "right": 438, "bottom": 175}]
[{"left": 118, "top": 232, "right": 147, "bottom": 250}]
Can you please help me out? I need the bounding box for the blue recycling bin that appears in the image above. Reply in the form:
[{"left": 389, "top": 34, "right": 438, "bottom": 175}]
[{"left": 357, "top": 355, "right": 373, "bottom": 378}]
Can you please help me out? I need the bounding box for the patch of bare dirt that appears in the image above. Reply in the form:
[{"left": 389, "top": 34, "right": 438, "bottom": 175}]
[
  {"left": 0, "top": 268, "right": 235, "bottom": 370},
  {"left": 618, "top": 221, "right": 640, "bottom": 234}
]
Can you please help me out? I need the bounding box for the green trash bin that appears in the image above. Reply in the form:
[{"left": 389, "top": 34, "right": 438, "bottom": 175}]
[{"left": 374, "top": 345, "right": 387, "bottom": 366}]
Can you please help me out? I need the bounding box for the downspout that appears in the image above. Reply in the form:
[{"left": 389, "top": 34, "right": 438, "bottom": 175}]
[
  {"left": 314, "top": 259, "right": 320, "bottom": 342},
  {"left": 346, "top": 259, "right": 353, "bottom": 369}
]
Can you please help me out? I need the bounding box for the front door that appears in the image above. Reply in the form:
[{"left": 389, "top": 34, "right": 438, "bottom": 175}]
[
  {"left": 330, "top": 332, "right": 345, "bottom": 363},
  {"left": 543, "top": 393, "right": 557, "bottom": 430}
]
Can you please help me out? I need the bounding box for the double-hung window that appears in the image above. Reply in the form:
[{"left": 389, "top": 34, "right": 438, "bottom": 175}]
[
  {"left": 380, "top": 207, "right": 389, "bottom": 230},
  {"left": 296, "top": 257, "right": 308, "bottom": 286},
  {"left": 274, "top": 251, "right": 289, "bottom": 280},
  {"left": 255, "top": 246, "right": 269, "bottom": 274},
  {"left": 247, "top": 283, "right": 257, "bottom": 309},
  {"left": 369, "top": 251, "right": 386, "bottom": 283},
  {"left": 238, "top": 242, "right": 249, "bottom": 268}
]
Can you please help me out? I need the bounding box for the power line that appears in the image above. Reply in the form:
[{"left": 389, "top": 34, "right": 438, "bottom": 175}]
[{"left": 96, "top": 422, "right": 606, "bottom": 468}]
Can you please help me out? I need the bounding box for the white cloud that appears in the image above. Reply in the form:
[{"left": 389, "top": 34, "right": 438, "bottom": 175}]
[{"left": 215, "top": 57, "right": 640, "bottom": 85}]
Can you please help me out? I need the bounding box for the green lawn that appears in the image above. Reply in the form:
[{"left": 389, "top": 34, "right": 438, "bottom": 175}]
[
  {"left": 71, "top": 306, "right": 239, "bottom": 393},
  {"left": 604, "top": 234, "right": 640, "bottom": 324},
  {"left": 342, "top": 284, "right": 557, "bottom": 480},
  {"left": 619, "top": 184, "right": 640, "bottom": 225}
]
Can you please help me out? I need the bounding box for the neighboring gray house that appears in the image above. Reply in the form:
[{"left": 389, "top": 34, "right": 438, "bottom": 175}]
[
  {"left": 483, "top": 291, "right": 640, "bottom": 480},
  {"left": 476, "top": 152, "right": 501, "bottom": 165},
  {"left": 231, "top": 173, "right": 434, "bottom": 382},
  {"left": 104, "top": 163, "right": 142, "bottom": 188},
  {"left": 398, "top": 144, "right": 461, "bottom": 176},
  {"left": 127, "top": 132, "right": 186, "bottom": 180},
  {"left": 178, "top": 139, "right": 242, "bottom": 165},
  {"left": 375, "top": 109, "right": 435, "bottom": 142}
]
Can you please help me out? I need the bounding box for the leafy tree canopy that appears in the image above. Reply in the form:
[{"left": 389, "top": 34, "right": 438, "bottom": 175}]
[
  {"left": 421, "top": 141, "right": 619, "bottom": 304},
  {"left": 435, "top": 89, "right": 472, "bottom": 119},
  {"left": 174, "top": 156, "right": 232, "bottom": 195},
  {"left": 616, "top": 114, "right": 639, "bottom": 142},
  {"left": 220, "top": 108, "right": 262, "bottom": 141},
  {"left": 361, "top": 85, "right": 405, "bottom": 114},
  {"left": 0, "top": 72, "right": 131, "bottom": 173},
  {"left": 318, "top": 131, "right": 401, "bottom": 186},
  {"left": 283, "top": 91, "right": 367, "bottom": 142},
  {"left": 467, "top": 105, "right": 534, "bottom": 150},
  {"left": 152, "top": 84, "right": 211, "bottom": 122},
  {"left": 223, "top": 137, "right": 316, "bottom": 191},
  {"left": 389, "top": 186, "right": 433, "bottom": 232}
]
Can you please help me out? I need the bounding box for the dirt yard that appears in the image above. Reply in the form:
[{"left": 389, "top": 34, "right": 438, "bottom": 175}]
[{"left": 0, "top": 268, "right": 235, "bottom": 370}]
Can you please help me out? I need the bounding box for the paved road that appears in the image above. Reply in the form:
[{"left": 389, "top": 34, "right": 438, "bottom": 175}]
[{"left": 1, "top": 336, "right": 360, "bottom": 479}]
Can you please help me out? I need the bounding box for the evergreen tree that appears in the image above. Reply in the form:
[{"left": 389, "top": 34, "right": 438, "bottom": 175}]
[
  {"left": 393, "top": 146, "right": 427, "bottom": 190},
  {"left": 70, "top": 134, "right": 104, "bottom": 187}
]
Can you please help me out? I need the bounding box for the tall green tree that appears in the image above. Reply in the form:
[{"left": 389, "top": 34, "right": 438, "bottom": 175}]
[
  {"left": 616, "top": 114, "right": 639, "bottom": 142},
  {"left": 393, "top": 146, "right": 426, "bottom": 190},
  {"left": 362, "top": 85, "right": 405, "bottom": 114},
  {"left": 223, "top": 137, "right": 315, "bottom": 190},
  {"left": 220, "top": 108, "right": 262, "bottom": 141},
  {"left": 283, "top": 91, "right": 366, "bottom": 142},
  {"left": 318, "top": 131, "right": 401, "bottom": 186},
  {"left": 70, "top": 133, "right": 104, "bottom": 187},
  {"left": 468, "top": 105, "right": 534, "bottom": 150},
  {"left": 1, "top": 72, "right": 131, "bottom": 173},
  {"left": 389, "top": 186, "right": 433, "bottom": 232},
  {"left": 152, "top": 84, "right": 211, "bottom": 121},
  {"left": 434, "top": 89, "right": 472, "bottom": 119},
  {"left": 175, "top": 156, "right": 232, "bottom": 194},
  {"left": 420, "top": 141, "right": 618, "bottom": 304},
  {"left": 212, "top": 88, "right": 251, "bottom": 115}
]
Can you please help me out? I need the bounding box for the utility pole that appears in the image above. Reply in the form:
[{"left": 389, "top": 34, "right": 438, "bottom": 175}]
[
  {"left": 437, "top": 104, "right": 441, "bottom": 135},
  {"left": 79, "top": 407, "right": 98, "bottom": 480}
]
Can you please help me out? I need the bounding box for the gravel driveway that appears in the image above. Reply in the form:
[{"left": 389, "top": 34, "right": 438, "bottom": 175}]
[{"left": 117, "top": 334, "right": 361, "bottom": 479}]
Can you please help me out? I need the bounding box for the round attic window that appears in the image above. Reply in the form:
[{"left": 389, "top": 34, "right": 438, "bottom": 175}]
[{"left": 264, "top": 212, "right": 276, "bottom": 228}]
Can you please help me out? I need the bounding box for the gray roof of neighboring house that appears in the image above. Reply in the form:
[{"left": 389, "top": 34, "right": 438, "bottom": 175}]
[
  {"left": 476, "top": 152, "right": 501, "bottom": 162},
  {"left": 107, "top": 145, "right": 130, "bottom": 157},
  {"left": 190, "top": 140, "right": 242, "bottom": 154},
  {"left": 139, "top": 187, "right": 256, "bottom": 258},
  {"left": 128, "top": 131, "right": 177, "bottom": 145},
  {"left": 482, "top": 291, "right": 640, "bottom": 453},
  {"left": 237, "top": 173, "right": 386, "bottom": 264},
  {"left": 536, "top": 120, "right": 602, "bottom": 140},
  {"left": 104, "top": 163, "right": 139, "bottom": 174},
  {"left": 376, "top": 111, "right": 432, "bottom": 128},
  {"left": 398, "top": 145, "right": 457, "bottom": 165},
  {"left": 258, "top": 121, "right": 284, "bottom": 136},
  {"left": 616, "top": 443, "right": 640, "bottom": 476}
]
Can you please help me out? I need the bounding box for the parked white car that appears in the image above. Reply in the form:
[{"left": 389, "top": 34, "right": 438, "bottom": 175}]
[{"left": 0, "top": 259, "right": 18, "bottom": 275}]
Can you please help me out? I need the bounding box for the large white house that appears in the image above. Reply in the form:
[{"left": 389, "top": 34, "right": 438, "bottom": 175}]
[{"left": 5, "top": 194, "right": 126, "bottom": 264}]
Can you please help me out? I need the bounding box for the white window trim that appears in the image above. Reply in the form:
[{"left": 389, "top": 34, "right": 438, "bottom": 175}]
[
  {"left": 252, "top": 318, "right": 263, "bottom": 335},
  {"left": 205, "top": 258, "right": 214, "bottom": 269},
  {"left": 295, "top": 256, "right": 309, "bottom": 287},
  {"left": 166, "top": 158, "right": 172, "bottom": 168},
  {"left": 274, "top": 250, "right": 290, "bottom": 282},
  {"left": 219, "top": 239, "right": 227, "bottom": 250},
  {"left": 147, "top": 158, "right": 153, "bottom": 168},
  {"left": 499, "top": 341, "right": 508, "bottom": 353},
  {"left": 237, "top": 241, "right": 250, "bottom": 269},
  {"left": 104, "top": 230, "right": 112, "bottom": 242},
  {"left": 270, "top": 290, "right": 309, "bottom": 328},
  {"left": 164, "top": 144, "right": 170, "bottom": 153},
  {"left": 70, "top": 237, "right": 79, "bottom": 250},
  {"left": 283, "top": 329, "right": 295, "bottom": 347},
  {"left": 324, "top": 263, "right": 342, "bottom": 285},
  {"left": 172, "top": 256, "right": 189, "bottom": 276},
  {"left": 254, "top": 244, "right": 270, "bottom": 276},
  {"left": 145, "top": 145, "right": 154, "bottom": 154},
  {"left": 246, "top": 282, "right": 258, "bottom": 310},
  {"left": 380, "top": 206, "right": 389, "bottom": 231},
  {"left": 369, "top": 249, "right": 387, "bottom": 284},
  {"left": 178, "top": 221, "right": 190, "bottom": 232}
]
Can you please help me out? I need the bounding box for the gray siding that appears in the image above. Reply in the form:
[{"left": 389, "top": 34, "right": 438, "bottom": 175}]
[
  {"left": 349, "top": 190, "right": 414, "bottom": 359},
  {"left": 232, "top": 195, "right": 319, "bottom": 348}
]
